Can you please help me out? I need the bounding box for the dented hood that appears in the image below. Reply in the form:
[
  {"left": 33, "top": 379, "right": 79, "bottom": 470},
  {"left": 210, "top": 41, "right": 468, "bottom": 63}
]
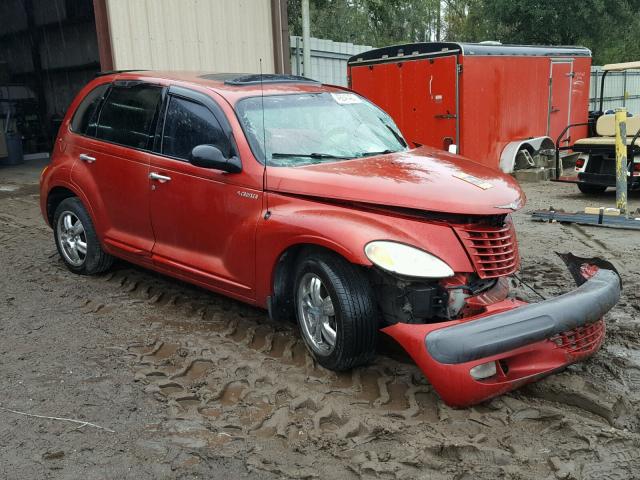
[{"left": 265, "top": 146, "right": 525, "bottom": 215}]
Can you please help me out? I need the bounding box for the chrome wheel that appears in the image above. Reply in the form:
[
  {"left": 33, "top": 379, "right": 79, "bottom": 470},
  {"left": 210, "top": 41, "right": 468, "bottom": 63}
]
[
  {"left": 297, "top": 273, "right": 337, "bottom": 355},
  {"left": 56, "top": 211, "right": 87, "bottom": 267}
]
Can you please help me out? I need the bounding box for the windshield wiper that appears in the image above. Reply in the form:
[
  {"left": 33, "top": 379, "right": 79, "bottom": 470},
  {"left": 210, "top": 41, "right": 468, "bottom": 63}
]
[
  {"left": 384, "top": 124, "right": 408, "bottom": 148},
  {"left": 358, "top": 149, "right": 395, "bottom": 157},
  {"left": 271, "top": 152, "right": 353, "bottom": 160}
]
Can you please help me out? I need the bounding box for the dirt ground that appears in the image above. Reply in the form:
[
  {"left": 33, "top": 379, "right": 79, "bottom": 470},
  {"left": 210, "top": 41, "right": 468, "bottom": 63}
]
[{"left": 1, "top": 159, "right": 640, "bottom": 480}]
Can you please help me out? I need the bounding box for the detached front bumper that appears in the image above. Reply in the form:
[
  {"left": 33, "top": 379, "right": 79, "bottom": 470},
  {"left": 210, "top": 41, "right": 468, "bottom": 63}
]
[{"left": 382, "top": 269, "right": 621, "bottom": 407}]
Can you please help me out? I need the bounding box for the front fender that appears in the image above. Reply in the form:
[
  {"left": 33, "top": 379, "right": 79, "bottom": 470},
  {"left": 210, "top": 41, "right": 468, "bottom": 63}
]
[{"left": 254, "top": 193, "right": 473, "bottom": 306}]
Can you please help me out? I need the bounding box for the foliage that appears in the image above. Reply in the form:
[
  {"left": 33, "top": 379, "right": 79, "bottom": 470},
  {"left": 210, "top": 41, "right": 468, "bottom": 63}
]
[
  {"left": 288, "top": 0, "right": 442, "bottom": 47},
  {"left": 288, "top": 0, "right": 640, "bottom": 64},
  {"left": 445, "top": 0, "right": 640, "bottom": 64}
]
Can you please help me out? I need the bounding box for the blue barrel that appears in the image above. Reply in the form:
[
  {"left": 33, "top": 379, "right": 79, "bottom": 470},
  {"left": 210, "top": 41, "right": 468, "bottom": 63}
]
[{"left": 1, "top": 133, "right": 24, "bottom": 165}]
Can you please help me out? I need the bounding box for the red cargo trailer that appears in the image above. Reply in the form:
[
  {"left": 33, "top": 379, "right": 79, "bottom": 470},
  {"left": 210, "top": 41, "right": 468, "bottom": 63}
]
[{"left": 348, "top": 42, "right": 591, "bottom": 172}]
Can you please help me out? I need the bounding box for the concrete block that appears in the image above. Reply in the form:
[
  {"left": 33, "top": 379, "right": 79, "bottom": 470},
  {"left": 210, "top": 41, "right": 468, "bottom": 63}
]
[{"left": 513, "top": 168, "right": 548, "bottom": 183}]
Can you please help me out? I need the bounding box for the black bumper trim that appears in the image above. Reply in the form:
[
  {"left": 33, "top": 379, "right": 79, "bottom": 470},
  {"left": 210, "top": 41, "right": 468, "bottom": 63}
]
[{"left": 425, "top": 269, "right": 621, "bottom": 365}]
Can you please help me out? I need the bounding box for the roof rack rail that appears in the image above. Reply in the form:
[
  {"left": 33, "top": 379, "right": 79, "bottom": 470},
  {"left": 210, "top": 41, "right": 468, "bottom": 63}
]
[
  {"left": 200, "top": 73, "right": 319, "bottom": 86},
  {"left": 95, "top": 69, "right": 148, "bottom": 77}
]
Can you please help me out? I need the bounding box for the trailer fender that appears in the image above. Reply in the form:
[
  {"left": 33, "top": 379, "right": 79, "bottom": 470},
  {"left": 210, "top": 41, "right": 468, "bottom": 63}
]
[{"left": 500, "top": 137, "right": 555, "bottom": 173}]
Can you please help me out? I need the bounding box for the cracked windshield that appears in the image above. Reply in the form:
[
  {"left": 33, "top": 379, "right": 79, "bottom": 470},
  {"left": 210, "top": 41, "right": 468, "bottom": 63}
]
[{"left": 237, "top": 92, "right": 407, "bottom": 166}]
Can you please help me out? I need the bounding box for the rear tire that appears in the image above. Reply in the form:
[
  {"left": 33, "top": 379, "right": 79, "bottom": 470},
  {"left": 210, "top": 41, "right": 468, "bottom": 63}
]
[
  {"left": 294, "top": 250, "right": 378, "bottom": 371},
  {"left": 577, "top": 183, "right": 607, "bottom": 194},
  {"left": 53, "top": 197, "right": 114, "bottom": 275}
]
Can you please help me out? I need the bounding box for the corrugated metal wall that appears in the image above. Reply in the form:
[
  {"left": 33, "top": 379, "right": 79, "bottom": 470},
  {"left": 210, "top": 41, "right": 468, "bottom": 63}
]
[
  {"left": 590, "top": 67, "right": 640, "bottom": 114},
  {"left": 290, "top": 36, "right": 371, "bottom": 86},
  {"left": 106, "top": 0, "right": 276, "bottom": 73}
]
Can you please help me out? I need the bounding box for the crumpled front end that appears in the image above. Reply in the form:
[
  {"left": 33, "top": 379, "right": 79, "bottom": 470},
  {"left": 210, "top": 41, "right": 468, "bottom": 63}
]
[{"left": 382, "top": 264, "right": 621, "bottom": 407}]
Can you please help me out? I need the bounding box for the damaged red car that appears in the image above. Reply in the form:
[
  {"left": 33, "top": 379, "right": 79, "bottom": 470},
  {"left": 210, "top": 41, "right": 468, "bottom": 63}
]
[{"left": 40, "top": 72, "right": 621, "bottom": 407}]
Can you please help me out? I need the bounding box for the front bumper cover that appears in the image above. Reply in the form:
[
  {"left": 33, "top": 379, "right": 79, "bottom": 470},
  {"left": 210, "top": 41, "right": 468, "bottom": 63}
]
[{"left": 382, "top": 268, "right": 621, "bottom": 407}]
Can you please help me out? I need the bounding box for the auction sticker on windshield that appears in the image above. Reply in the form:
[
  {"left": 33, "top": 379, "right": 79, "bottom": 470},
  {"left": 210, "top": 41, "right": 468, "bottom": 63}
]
[{"left": 331, "top": 93, "right": 362, "bottom": 104}]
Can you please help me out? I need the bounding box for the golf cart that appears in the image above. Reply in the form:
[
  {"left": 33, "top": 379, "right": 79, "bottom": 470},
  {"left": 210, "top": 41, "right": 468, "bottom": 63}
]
[{"left": 554, "top": 61, "right": 640, "bottom": 193}]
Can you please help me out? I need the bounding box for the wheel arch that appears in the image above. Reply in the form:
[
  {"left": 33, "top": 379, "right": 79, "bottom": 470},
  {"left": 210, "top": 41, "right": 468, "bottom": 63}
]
[
  {"left": 266, "top": 241, "right": 369, "bottom": 322},
  {"left": 46, "top": 185, "right": 79, "bottom": 226},
  {"left": 499, "top": 136, "right": 555, "bottom": 173},
  {"left": 45, "top": 181, "right": 99, "bottom": 231}
]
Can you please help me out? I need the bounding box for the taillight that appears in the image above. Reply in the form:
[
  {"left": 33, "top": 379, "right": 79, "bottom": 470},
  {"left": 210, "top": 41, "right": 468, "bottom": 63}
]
[
  {"left": 575, "top": 158, "right": 585, "bottom": 169},
  {"left": 633, "top": 162, "right": 640, "bottom": 176}
]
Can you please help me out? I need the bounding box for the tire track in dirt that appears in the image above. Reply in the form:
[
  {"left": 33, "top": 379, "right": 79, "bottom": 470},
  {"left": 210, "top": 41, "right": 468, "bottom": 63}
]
[
  {"left": 83, "top": 265, "right": 639, "bottom": 479},
  {"left": 5, "top": 214, "right": 637, "bottom": 478},
  {"left": 3, "top": 191, "right": 640, "bottom": 479}
]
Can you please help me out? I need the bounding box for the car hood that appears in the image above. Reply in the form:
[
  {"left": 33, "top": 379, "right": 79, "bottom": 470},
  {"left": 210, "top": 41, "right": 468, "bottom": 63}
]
[{"left": 265, "top": 147, "right": 525, "bottom": 216}]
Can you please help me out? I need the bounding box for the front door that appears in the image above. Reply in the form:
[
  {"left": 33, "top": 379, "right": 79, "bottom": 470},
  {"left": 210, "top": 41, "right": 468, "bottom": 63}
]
[
  {"left": 148, "top": 89, "right": 261, "bottom": 299},
  {"left": 548, "top": 60, "right": 574, "bottom": 145}
]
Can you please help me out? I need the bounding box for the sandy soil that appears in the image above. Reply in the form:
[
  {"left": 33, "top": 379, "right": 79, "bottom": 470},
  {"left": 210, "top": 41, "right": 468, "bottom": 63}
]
[{"left": 1, "top": 159, "right": 639, "bottom": 479}]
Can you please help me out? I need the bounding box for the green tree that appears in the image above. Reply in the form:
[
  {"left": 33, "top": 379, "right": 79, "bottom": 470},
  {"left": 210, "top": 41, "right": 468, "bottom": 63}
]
[
  {"left": 288, "top": 0, "right": 442, "bottom": 47},
  {"left": 444, "top": 0, "right": 640, "bottom": 64},
  {"left": 288, "top": 0, "right": 640, "bottom": 64}
]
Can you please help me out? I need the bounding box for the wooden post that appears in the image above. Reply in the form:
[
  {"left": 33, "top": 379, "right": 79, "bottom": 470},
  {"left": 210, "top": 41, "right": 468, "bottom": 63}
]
[{"left": 614, "top": 107, "right": 628, "bottom": 215}]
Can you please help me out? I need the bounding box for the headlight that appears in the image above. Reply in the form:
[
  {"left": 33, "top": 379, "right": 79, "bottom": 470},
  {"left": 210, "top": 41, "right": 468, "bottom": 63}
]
[{"left": 364, "top": 241, "right": 454, "bottom": 278}]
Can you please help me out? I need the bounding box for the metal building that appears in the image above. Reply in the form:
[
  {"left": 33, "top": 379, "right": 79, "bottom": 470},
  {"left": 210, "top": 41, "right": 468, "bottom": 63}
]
[{"left": 0, "top": 0, "right": 290, "bottom": 157}]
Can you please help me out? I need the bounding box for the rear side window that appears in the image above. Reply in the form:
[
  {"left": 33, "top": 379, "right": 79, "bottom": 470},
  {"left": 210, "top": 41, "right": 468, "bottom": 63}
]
[
  {"left": 162, "top": 96, "right": 229, "bottom": 161},
  {"left": 70, "top": 83, "right": 109, "bottom": 135},
  {"left": 96, "top": 84, "right": 162, "bottom": 149}
]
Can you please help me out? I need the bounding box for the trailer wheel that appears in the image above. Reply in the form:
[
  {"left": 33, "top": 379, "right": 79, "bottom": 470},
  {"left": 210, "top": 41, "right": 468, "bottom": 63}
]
[
  {"left": 294, "top": 251, "right": 378, "bottom": 371},
  {"left": 578, "top": 184, "right": 607, "bottom": 195}
]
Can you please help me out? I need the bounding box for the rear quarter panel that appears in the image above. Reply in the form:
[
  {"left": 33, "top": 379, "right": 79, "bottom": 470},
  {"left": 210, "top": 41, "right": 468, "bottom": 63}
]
[{"left": 40, "top": 77, "right": 112, "bottom": 228}]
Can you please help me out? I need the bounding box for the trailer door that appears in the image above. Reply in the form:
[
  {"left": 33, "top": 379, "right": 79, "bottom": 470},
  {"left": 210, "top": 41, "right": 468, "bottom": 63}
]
[
  {"left": 402, "top": 55, "right": 458, "bottom": 151},
  {"left": 349, "top": 55, "right": 458, "bottom": 151},
  {"left": 548, "top": 59, "right": 574, "bottom": 145}
]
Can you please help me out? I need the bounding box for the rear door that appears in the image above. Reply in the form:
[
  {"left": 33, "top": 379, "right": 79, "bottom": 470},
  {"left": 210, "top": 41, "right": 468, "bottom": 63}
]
[
  {"left": 548, "top": 60, "right": 574, "bottom": 145},
  {"left": 402, "top": 55, "right": 458, "bottom": 151},
  {"left": 147, "top": 87, "right": 260, "bottom": 299},
  {"left": 69, "top": 81, "right": 162, "bottom": 257},
  {"left": 349, "top": 55, "right": 458, "bottom": 151}
]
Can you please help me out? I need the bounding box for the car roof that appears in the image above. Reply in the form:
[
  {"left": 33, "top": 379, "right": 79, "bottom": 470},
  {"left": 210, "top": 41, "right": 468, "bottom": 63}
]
[{"left": 100, "top": 70, "right": 346, "bottom": 104}]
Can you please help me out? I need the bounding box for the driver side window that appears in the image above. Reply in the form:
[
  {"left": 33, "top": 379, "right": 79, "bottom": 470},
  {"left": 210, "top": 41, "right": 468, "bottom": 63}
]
[{"left": 162, "top": 96, "right": 229, "bottom": 161}]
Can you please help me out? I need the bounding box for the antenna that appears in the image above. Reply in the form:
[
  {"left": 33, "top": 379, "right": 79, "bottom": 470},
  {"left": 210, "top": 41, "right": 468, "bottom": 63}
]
[{"left": 260, "top": 58, "right": 270, "bottom": 219}]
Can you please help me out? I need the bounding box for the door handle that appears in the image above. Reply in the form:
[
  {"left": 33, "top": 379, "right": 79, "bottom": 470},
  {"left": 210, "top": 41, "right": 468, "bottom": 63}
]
[
  {"left": 79, "top": 153, "right": 96, "bottom": 163},
  {"left": 434, "top": 113, "right": 456, "bottom": 119},
  {"left": 149, "top": 172, "right": 172, "bottom": 183}
]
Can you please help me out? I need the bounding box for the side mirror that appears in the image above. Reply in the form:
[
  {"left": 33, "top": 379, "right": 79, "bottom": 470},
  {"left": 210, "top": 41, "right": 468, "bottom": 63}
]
[{"left": 190, "top": 144, "right": 241, "bottom": 173}]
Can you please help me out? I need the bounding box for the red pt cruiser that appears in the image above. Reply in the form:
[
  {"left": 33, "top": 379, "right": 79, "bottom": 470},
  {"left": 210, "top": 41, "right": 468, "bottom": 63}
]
[{"left": 40, "top": 72, "right": 620, "bottom": 407}]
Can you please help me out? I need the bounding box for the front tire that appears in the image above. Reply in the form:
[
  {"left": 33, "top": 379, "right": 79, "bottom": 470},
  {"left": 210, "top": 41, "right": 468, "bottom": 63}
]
[
  {"left": 53, "top": 197, "right": 113, "bottom": 275},
  {"left": 577, "top": 183, "right": 607, "bottom": 195},
  {"left": 294, "top": 251, "right": 378, "bottom": 371}
]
